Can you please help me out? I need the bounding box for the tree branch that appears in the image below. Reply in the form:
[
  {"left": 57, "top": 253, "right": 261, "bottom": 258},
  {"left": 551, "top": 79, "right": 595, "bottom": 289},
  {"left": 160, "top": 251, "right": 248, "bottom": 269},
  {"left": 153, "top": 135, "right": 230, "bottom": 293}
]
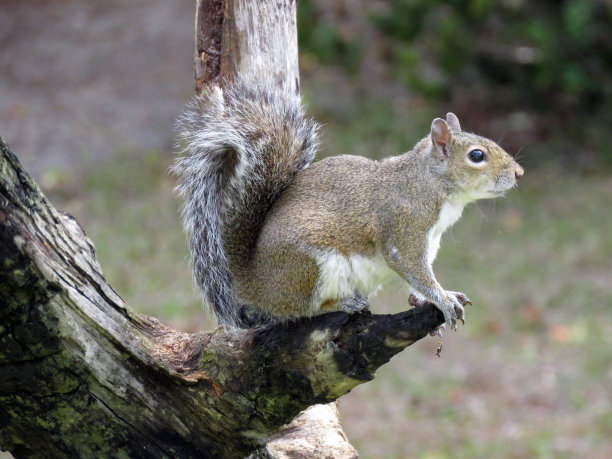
[
  {"left": 1, "top": 1, "right": 446, "bottom": 456},
  {"left": 0, "top": 138, "right": 443, "bottom": 457}
]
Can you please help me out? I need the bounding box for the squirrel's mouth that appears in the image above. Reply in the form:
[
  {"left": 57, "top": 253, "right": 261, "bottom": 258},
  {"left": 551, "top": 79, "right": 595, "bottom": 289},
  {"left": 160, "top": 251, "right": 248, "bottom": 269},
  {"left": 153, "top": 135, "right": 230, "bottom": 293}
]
[
  {"left": 492, "top": 174, "right": 519, "bottom": 195},
  {"left": 485, "top": 183, "right": 512, "bottom": 198}
]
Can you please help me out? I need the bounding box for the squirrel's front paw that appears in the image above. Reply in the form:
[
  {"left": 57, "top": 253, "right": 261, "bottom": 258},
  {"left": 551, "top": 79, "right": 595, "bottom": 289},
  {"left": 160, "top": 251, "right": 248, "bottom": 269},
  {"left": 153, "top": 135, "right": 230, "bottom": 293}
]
[
  {"left": 447, "top": 291, "right": 471, "bottom": 326},
  {"left": 447, "top": 291, "right": 472, "bottom": 308},
  {"left": 437, "top": 292, "right": 467, "bottom": 329}
]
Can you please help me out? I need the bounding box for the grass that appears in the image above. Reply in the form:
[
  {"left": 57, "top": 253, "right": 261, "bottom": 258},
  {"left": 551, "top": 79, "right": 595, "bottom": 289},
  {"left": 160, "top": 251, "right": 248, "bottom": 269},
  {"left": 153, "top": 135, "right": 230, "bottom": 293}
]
[
  {"left": 341, "top": 166, "right": 612, "bottom": 458},
  {"left": 42, "top": 123, "right": 612, "bottom": 458}
]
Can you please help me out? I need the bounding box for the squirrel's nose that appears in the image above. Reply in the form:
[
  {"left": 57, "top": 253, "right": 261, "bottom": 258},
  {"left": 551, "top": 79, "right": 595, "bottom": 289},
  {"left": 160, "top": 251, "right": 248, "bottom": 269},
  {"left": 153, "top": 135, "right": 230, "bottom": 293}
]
[{"left": 514, "top": 165, "right": 524, "bottom": 180}]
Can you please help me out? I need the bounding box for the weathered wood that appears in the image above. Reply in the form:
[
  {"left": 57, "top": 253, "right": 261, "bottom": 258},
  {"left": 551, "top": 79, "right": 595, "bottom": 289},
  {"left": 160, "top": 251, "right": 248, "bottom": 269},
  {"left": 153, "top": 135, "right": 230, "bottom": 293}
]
[
  {"left": 195, "top": 0, "right": 300, "bottom": 96},
  {"left": 194, "top": 2, "right": 355, "bottom": 454},
  {"left": 0, "top": 138, "right": 443, "bottom": 457},
  {"left": 194, "top": 0, "right": 225, "bottom": 92},
  {"left": 257, "top": 402, "right": 358, "bottom": 458},
  {"left": 0, "top": 1, "right": 447, "bottom": 456}
]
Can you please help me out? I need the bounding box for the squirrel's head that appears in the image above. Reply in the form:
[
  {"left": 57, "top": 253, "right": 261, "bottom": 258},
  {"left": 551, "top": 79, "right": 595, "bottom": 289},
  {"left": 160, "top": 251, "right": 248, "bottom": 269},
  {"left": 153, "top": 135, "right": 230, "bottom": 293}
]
[{"left": 430, "top": 113, "right": 524, "bottom": 202}]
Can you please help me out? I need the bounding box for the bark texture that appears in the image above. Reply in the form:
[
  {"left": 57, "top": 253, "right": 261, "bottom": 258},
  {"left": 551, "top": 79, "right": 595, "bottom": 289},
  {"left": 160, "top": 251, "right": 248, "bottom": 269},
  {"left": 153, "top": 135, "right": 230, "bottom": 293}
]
[
  {"left": 195, "top": 0, "right": 300, "bottom": 96},
  {"left": 193, "top": 2, "right": 352, "bottom": 454},
  {"left": 0, "top": 1, "right": 446, "bottom": 457},
  {"left": 261, "top": 402, "right": 358, "bottom": 458},
  {"left": 0, "top": 138, "right": 443, "bottom": 457}
]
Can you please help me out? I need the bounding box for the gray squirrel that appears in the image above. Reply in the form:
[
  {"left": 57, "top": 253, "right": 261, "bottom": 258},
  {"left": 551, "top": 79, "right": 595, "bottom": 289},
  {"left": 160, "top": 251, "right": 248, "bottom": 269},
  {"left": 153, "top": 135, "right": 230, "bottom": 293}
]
[{"left": 173, "top": 79, "right": 524, "bottom": 329}]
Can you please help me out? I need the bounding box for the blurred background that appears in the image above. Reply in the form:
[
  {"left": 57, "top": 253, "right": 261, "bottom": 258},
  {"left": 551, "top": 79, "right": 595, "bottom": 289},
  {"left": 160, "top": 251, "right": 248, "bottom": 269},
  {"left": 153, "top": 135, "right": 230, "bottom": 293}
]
[{"left": 1, "top": 0, "right": 611, "bottom": 457}]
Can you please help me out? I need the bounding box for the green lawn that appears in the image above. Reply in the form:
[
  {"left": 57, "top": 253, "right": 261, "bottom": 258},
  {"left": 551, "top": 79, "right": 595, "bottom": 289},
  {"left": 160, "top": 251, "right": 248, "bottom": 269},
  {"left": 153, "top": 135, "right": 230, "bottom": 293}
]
[{"left": 44, "top": 145, "right": 612, "bottom": 458}]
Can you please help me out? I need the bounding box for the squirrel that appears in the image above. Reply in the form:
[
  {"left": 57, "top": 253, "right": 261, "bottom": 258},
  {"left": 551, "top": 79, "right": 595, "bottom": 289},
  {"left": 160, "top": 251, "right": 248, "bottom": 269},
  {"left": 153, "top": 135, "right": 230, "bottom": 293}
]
[{"left": 173, "top": 79, "right": 524, "bottom": 329}]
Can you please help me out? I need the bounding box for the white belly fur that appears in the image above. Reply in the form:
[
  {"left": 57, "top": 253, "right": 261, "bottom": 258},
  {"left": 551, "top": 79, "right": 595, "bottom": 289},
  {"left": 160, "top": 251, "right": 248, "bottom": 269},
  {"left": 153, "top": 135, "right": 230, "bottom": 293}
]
[
  {"left": 312, "top": 199, "right": 466, "bottom": 312},
  {"left": 426, "top": 199, "right": 465, "bottom": 267},
  {"left": 312, "top": 250, "right": 398, "bottom": 312}
]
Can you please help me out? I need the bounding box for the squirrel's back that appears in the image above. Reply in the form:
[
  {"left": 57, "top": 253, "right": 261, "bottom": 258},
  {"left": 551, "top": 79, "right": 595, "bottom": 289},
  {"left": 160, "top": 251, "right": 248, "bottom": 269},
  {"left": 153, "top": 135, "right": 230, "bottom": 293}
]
[
  {"left": 173, "top": 80, "right": 319, "bottom": 327},
  {"left": 174, "top": 81, "right": 523, "bottom": 329}
]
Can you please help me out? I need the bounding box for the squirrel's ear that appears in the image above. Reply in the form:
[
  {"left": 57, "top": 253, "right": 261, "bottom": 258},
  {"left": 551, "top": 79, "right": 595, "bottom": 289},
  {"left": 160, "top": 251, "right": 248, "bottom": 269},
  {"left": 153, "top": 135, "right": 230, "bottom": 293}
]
[
  {"left": 431, "top": 118, "right": 450, "bottom": 156},
  {"left": 446, "top": 112, "right": 461, "bottom": 132}
]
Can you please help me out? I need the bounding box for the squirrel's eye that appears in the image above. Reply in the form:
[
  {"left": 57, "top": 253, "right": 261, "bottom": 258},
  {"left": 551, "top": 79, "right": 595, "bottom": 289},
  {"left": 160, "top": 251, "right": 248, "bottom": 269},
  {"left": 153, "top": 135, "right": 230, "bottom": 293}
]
[{"left": 468, "top": 149, "right": 485, "bottom": 163}]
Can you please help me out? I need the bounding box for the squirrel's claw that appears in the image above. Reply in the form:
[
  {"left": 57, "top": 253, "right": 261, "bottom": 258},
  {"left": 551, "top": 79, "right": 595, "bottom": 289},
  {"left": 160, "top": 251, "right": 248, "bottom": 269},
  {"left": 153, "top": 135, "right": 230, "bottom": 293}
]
[
  {"left": 448, "top": 291, "right": 472, "bottom": 307},
  {"left": 453, "top": 303, "right": 465, "bottom": 328},
  {"left": 447, "top": 291, "right": 470, "bottom": 326},
  {"left": 429, "top": 323, "right": 446, "bottom": 337},
  {"left": 413, "top": 292, "right": 467, "bottom": 328}
]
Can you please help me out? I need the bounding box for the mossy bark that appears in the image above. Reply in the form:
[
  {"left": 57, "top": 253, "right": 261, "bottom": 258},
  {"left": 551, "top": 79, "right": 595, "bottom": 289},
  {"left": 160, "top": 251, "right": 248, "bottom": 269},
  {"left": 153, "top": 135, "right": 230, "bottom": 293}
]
[
  {"left": 1, "top": 1, "right": 446, "bottom": 457},
  {"left": 0, "top": 138, "right": 443, "bottom": 457}
]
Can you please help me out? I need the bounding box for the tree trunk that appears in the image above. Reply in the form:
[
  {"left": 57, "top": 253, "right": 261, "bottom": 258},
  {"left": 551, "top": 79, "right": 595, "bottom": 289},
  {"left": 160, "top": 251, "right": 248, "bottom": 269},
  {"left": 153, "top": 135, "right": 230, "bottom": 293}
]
[
  {"left": 0, "top": 140, "right": 443, "bottom": 456},
  {"left": 0, "top": 1, "right": 445, "bottom": 457},
  {"left": 195, "top": 0, "right": 300, "bottom": 96},
  {"left": 195, "top": 2, "right": 351, "bottom": 454}
]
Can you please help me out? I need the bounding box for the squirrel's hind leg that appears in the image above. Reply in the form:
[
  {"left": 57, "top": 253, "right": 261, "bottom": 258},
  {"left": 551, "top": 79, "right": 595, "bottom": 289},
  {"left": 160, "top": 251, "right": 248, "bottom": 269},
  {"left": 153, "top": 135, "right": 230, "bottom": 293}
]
[
  {"left": 408, "top": 293, "right": 429, "bottom": 308},
  {"left": 319, "top": 293, "right": 370, "bottom": 314},
  {"left": 237, "top": 304, "right": 275, "bottom": 327}
]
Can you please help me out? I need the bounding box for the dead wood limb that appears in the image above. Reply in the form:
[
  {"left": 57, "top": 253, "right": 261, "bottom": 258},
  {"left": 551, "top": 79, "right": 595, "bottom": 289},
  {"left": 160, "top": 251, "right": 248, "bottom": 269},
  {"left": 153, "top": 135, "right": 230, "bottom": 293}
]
[{"left": 0, "top": 138, "right": 443, "bottom": 457}]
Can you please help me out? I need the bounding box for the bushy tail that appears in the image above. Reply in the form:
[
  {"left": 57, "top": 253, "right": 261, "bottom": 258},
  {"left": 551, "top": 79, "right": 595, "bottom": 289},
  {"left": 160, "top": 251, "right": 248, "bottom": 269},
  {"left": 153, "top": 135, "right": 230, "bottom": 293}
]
[{"left": 173, "top": 80, "right": 319, "bottom": 327}]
